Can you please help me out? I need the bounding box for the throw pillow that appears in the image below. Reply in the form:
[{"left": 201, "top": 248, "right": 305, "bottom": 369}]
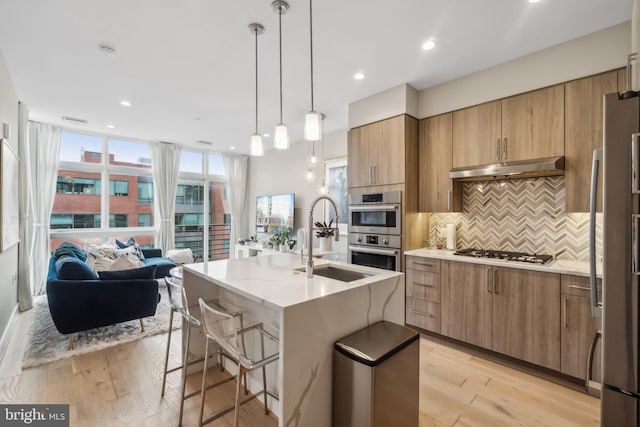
[
  {"left": 53, "top": 242, "right": 87, "bottom": 262},
  {"left": 166, "top": 248, "right": 195, "bottom": 265},
  {"left": 115, "top": 237, "right": 145, "bottom": 260},
  {"left": 110, "top": 253, "right": 144, "bottom": 271},
  {"left": 98, "top": 265, "right": 157, "bottom": 280},
  {"left": 87, "top": 253, "right": 114, "bottom": 272},
  {"left": 55, "top": 256, "right": 97, "bottom": 280},
  {"left": 85, "top": 243, "right": 119, "bottom": 260}
]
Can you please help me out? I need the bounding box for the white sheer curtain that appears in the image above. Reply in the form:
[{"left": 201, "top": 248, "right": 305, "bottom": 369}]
[
  {"left": 24, "top": 121, "right": 61, "bottom": 296},
  {"left": 17, "top": 103, "right": 34, "bottom": 309},
  {"left": 151, "top": 142, "right": 181, "bottom": 254},
  {"left": 222, "top": 154, "right": 248, "bottom": 257}
]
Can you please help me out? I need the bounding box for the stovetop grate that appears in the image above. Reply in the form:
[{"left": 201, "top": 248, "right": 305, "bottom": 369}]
[{"left": 453, "top": 248, "right": 553, "bottom": 264}]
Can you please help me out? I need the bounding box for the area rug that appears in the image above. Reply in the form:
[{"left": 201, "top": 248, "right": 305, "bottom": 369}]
[{"left": 22, "top": 286, "right": 180, "bottom": 369}]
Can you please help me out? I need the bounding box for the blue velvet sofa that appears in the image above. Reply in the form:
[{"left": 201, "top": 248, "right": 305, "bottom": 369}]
[{"left": 46, "top": 242, "right": 175, "bottom": 347}]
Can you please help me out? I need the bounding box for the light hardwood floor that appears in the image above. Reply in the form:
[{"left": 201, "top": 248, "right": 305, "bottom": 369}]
[{"left": 0, "top": 309, "right": 599, "bottom": 426}]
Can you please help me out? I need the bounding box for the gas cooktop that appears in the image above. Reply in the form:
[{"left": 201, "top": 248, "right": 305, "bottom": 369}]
[{"left": 453, "top": 248, "right": 553, "bottom": 264}]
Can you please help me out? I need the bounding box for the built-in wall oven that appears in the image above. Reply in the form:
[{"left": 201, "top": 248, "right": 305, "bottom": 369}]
[{"left": 348, "top": 191, "right": 402, "bottom": 271}]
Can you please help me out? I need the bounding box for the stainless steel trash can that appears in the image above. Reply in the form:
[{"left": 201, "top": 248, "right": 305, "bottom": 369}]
[{"left": 333, "top": 321, "right": 419, "bottom": 427}]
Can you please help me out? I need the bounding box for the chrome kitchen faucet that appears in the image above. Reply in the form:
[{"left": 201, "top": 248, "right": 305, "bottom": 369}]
[{"left": 307, "top": 195, "right": 340, "bottom": 278}]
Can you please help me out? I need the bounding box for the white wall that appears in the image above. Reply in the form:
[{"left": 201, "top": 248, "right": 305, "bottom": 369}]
[
  {"left": 245, "top": 129, "right": 348, "bottom": 258},
  {"left": 0, "top": 49, "right": 20, "bottom": 353},
  {"left": 419, "top": 21, "right": 631, "bottom": 118}
]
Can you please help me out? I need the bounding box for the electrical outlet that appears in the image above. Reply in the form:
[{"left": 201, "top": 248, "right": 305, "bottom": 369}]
[{"left": 11, "top": 272, "right": 16, "bottom": 287}]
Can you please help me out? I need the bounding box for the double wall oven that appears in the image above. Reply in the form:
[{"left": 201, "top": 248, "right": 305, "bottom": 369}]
[{"left": 348, "top": 191, "right": 402, "bottom": 271}]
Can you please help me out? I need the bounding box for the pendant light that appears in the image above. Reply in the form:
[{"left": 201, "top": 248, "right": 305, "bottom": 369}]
[
  {"left": 272, "top": 0, "right": 290, "bottom": 150},
  {"left": 249, "top": 23, "right": 265, "bottom": 156},
  {"left": 305, "top": 0, "right": 322, "bottom": 142}
]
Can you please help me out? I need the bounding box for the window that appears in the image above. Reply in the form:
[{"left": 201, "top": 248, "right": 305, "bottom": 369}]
[
  {"left": 108, "top": 139, "right": 152, "bottom": 168},
  {"left": 180, "top": 151, "right": 203, "bottom": 174},
  {"left": 137, "top": 179, "right": 153, "bottom": 205},
  {"left": 59, "top": 132, "right": 102, "bottom": 163},
  {"left": 56, "top": 177, "right": 101, "bottom": 195},
  {"left": 223, "top": 239, "right": 230, "bottom": 254},
  {"left": 51, "top": 213, "right": 100, "bottom": 229},
  {"left": 138, "top": 214, "right": 152, "bottom": 227},
  {"left": 176, "top": 184, "right": 204, "bottom": 205},
  {"left": 223, "top": 213, "right": 231, "bottom": 225},
  {"left": 109, "top": 180, "right": 129, "bottom": 196},
  {"left": 109, "top": 214, "right": 128, "bottom": 228},
  {"left": 50, "top": 130, "right": 156, "bottom": 251},
  {"left": 208, "top": 154, "right": 225, "bottom": 176}
]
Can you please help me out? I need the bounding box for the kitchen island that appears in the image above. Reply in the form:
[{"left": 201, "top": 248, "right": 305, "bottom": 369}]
[{"left": 182, "top": 252, "right": 404, "bottom": 427}]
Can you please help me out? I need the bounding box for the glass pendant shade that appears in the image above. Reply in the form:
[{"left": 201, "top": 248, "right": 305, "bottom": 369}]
[
  {"left": 251, "top": 133, "right": 264, "bottom": 156},
  {"left": 274, "top": 124, "right": 289, "bottom": 149},
  {"left": 305, "top": 111, "right": 322, "bottom": 141}
]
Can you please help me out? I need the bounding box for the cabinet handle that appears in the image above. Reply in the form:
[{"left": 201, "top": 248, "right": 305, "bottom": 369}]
[
  {"left": 414, "top": 281, "right": 434, "bottom": 287},
  {"left": 633, "top": 133, "right": 640, "bottom": 194},
  {"left": 563, "top": 297, "right": 567, "bottom": 328},
  {"left": 503, "top": 137, "right": 508, "bottom": 161},
  {"left": 486, "top": 269, "right": 492, "bottom": 293},
  {"left": 414, "top": 262, "right": 433, "bottom": 267},
  {"left": 493, "top": 269, "right": 498, "bottom": 294},
  {"left": 496, "top": 138, "right": 501, "bottom": 162},
  {"left": 372, "top": 165, "right": 377, "bottom": 184},
  {"left": 568, "top": 285, "right": 591, "bottom": 291},
  {"left": 369, "top": 165, "right": 373, "bottom": 184},
  {"left": 447, "top": 190, "right": 451, "bottom": 211}
]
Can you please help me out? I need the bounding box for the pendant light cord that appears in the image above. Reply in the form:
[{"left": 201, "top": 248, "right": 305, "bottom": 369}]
[
  {"left": 309, "top": 0, "right": 314, "bottom": 111},
  {"left": 254, "top": 29, "right": 258, "bottom": 133},
  {"left": 279, "top": 8, "right": 283, "bottom": 124}
]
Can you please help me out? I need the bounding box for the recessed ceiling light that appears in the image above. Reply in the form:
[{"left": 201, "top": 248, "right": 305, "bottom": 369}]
[
  {"left": 194, "top": 117, "right": 201, "bottom": 121},
  {"left": 120, "top": 100, "right": 131, "bottom": 107},
  {"left": 263, "top": 133, "right": 270, "bottom": 138},
  {"left": 230, "top": 146, "right": 236, "bottom": 150},
  {"left": 528, "top": 0, "right": 541, "bottom": 3},
  {"left": 354, "top": 72, "right": 365, "bottom": 80},
  {"left": 106, "top": 124, "right": 115, "bottom": 129},
  {"left": 422, "top": 39, "right": 437, "bottom": 51}
]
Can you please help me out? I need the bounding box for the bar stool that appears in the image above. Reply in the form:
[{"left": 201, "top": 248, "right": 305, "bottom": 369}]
[
  {"left": 198, "top": 298, "right": 280, "bottom": 427},
  {"left": 161, "top": 277, "right": 239, "bottom": 426}
]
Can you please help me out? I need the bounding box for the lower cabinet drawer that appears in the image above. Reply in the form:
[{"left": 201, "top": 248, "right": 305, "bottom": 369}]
[
  {"left": 406, "top": 270, "right": 440, "bottom": 302},
  {"left": 406, "top": 297, "right": 440, "bottom": 333}
]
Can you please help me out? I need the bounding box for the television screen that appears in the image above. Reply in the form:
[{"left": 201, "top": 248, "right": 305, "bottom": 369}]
[{"left": 255, "top": 193, "right": 294, "bottom": 237}]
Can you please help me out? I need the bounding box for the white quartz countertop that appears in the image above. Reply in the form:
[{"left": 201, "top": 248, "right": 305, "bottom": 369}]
[
  {"left": 183, "top": 253, "right": 403, "bottom": 310},
  {"left": 404, "top": 248, "right": 602, "bottom": 278}
]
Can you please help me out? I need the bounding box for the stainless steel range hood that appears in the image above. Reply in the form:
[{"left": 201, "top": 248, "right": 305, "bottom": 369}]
[{"left": 449, "top": 156, "right": 565, "bottom": 182}]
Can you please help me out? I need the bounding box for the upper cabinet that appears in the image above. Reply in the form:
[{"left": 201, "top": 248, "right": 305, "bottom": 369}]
[
  {"left": 419, "top": 113, "right": 462, "bottom": 212},
  {"left": 452, "top": 100, "right": 502, "bottom": 168},
  {"left": 348, "top": 115, "right": 408, "bottom": 188},
  {"left": 564, "top": 71, "right": 618, "bottom": 212},
  {"left": 452, "top": 85, "right": 564, "bottom": 168},
  {"left": 501, "top": 85, "right": 565, "bottom": 162}
]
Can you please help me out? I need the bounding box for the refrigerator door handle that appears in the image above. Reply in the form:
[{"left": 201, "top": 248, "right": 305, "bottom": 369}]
[
  {"left": 589, "top": 148, "right": 603, "bottom": 318},
  {"left": 633, "top": 215, "right": 640, "bottom": 275},
  {"left": 632, "top": 133, "right": 640, "bottom": 194}
]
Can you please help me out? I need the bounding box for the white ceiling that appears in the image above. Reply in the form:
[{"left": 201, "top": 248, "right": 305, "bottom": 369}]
[{"left": 0, "top": 0, "right": 633, "bottom": 154}]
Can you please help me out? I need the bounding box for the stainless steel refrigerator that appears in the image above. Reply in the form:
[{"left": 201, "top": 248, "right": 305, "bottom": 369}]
[{"left": 599, "top": 91, "right": 640, "bottom": 426}]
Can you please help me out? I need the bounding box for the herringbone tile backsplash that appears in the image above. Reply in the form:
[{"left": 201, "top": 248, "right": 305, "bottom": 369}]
[{"left": 428, "top": 176, "right": 602, "bottom": 261}]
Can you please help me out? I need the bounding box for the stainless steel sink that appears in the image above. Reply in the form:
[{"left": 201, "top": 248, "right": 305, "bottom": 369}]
[{"left": 295, "top": 266, "right": 372, "bottom": 282}]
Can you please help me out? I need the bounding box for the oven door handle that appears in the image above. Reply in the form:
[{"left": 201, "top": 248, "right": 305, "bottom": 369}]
[
  {"left": 349, "top": 204, "right": 399, "bottom": 211},
  {"left": 349, "top": 246, "right": 398, "bottom": 256}
]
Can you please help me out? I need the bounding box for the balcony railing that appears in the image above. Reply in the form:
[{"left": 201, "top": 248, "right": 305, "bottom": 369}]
[{"left": 174, "top": 223, "right": 231, "bottom": 261}]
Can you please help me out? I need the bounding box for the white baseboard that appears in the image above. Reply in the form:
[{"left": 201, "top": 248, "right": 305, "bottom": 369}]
[{"left": 0, "top": 303, "right": 19, "bottom": 367}]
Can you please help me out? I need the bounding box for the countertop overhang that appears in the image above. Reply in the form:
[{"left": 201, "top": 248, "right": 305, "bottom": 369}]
[
  {"left": 404, "top": 248, "right": 601, "bottom": 278},
  {"left": 183, "top": 253, "right": 403, "bottom": 310}
]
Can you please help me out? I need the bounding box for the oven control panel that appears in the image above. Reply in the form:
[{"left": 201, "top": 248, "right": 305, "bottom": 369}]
[{"left": 349, "top": 233, "right": 401, "bottom": 249}]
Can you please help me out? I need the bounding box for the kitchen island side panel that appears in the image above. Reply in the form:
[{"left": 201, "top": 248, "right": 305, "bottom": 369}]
[{"left": 280, "top": 274, "right": 405, "bottom": 427}]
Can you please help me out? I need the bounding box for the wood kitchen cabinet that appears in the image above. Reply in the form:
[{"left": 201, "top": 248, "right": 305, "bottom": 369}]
[
  {"left": 452, "top": 85, "right": 564, "bottom": 168},
  {"left": 441, "top": 261, "right": 493, "bottom": 349},
  {"left": 492, "top": 267, "right": 561, "bottom": 370},
  {"left": 418, "top": 113, "right": 462, "bottom": 212},
  {"left": 439, "top": 260, "right": 561, "bottom": 370},
  {"left": 564, "top": 71, "right": 617, "bottom": 212},
  {"left": 347, "top": 115, "right": 407, "bottom": 188},
  {"left": 452, "top": 100, "right": 502, "bottom": 168},
  {"left": 560, "top": 275, "right": 602, "bottom": 381},
  {"left": 405, "top": 256, "right": 443, "bottom": 333},
  {"left": 501, "top": 85, "right": 565, "bottom": 162}
]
